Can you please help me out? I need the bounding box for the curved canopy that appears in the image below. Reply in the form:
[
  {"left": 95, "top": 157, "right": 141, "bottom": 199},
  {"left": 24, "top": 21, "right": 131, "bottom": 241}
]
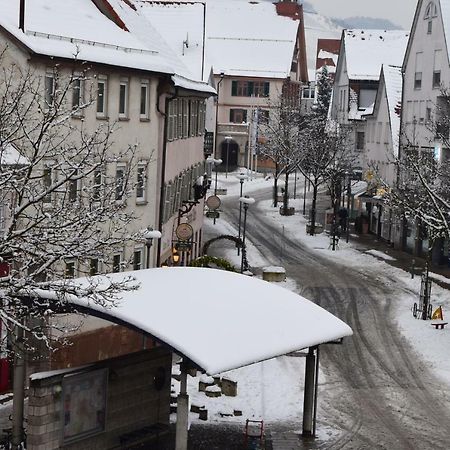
[{"left": 36, "top": 267, "right": 352, "bottom": 375}]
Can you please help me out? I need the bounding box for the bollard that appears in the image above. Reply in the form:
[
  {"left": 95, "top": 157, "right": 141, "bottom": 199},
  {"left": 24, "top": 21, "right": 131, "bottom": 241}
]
[{"left": 411, "top": 258, "right": 415, "bottom": 279}]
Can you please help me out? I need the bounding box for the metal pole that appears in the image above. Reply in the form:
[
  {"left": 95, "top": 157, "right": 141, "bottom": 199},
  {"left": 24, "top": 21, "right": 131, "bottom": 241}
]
[
  {"left": 237, "top": 180, "right": 243, "bottom": 255},
  {"left": 313, "top": 346, "right": 320, "bottom": 437},
  {"left": 302, "top": 175, "right": 307, "bottom": 216},
  {"left": 302, "top": 347, "right": 316, "bottom": 437},
  {"left": 240, "top": 203, "right": 248, "bottom": 273},
  {"left": 146, "top": 243, "right": 151, "bottom": 269},
  {"left": 213, "top": 165, "right": 219, "bottom": 225},
  {"left": 346, "top": 176, "right": 351, "bottom": 243},
  {"left": 225, "top": 141, "right": 229, "bottom": 178},
  {"left": 12, "top": 325, "right": 25, "bottom": 449},
  {"left": 175, "top": 363, "right": 189, "bottom": 450},
  {"left": 293, "top": 170, "right": 297, "bottom": 199}
]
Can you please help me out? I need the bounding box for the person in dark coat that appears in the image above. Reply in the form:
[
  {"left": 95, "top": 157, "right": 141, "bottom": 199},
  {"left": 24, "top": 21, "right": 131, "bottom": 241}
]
[{"left": 338, "top": 207, "right": 348, "bottom": 232}]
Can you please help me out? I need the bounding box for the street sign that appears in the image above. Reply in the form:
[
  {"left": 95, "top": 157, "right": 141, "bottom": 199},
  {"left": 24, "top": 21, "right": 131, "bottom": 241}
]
[
  {"left": 206, "top": 195, "right": 221, "bottom": 210},
  {"left": 206, "top": 211, "right": 220, "bottom": 219},
  {"left": 175, "top": 223, "right": 194, "bottom": 241}
]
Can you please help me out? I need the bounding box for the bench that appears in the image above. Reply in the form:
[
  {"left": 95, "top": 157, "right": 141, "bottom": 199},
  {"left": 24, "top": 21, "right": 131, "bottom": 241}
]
[
  {"left": 431, "top": 322, "right": 448, "bottom": 330},
  {"left": 118, "top": 423, "right": 169, "bottom": 449}
]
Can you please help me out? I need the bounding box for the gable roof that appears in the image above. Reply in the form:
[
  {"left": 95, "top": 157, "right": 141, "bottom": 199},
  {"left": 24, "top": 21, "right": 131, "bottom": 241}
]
[
  {"left": 343, "top": 29, "right": 409, "bottom": 81},
  {"left": 205, "top": 0, "right": 300, "bottom": 79},
  {"left": 383, "top": 65, "right": 403, "bottom": 156},
  {"left": 0, "top": 0, "right": 214, "bottom": 94}
]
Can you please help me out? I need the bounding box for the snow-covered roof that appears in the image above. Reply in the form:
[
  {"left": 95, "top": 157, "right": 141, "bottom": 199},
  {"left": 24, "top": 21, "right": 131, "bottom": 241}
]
[
  {"left": 0, "top": 0, "right": 214, "bottom": 94},
  {"left": 32, "top": 267, "right": 352, "bottom": 375},
  {"left": 344, "top": 30, "right": 409, "bottom": 80},
  {"left": 205, "top": 0, "right": 300, "bottom": 79},
  {"left": 439, "top": 0, "right": 450, "bottom": 62},
  {"left": 135, "top": 1, "right": 208, "bottom": 82},
  {"left": 0, "top": 143, "right": 29, "bottom": 166},
  {"left": 304, "top": 12, "right": 341, "bottom": 82},
  {"left": 383, "top": 65, "right": 403, "bottom": 157}
]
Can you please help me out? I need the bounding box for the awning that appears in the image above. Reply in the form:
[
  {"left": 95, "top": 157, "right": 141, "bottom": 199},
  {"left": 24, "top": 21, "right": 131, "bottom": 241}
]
[{"left": 31, "top": 267, "right": 352, "bottom": 375}]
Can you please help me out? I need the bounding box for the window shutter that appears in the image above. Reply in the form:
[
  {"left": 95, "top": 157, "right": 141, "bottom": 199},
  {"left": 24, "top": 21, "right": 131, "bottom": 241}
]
[{"left": 231, "top": 80, "right": 237, "bottom": 96}]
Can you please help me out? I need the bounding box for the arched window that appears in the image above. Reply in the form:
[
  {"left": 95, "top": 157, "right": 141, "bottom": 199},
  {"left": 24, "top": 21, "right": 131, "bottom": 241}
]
[{"left": 424, "top": 1, "right": 438, "bottom": 19}]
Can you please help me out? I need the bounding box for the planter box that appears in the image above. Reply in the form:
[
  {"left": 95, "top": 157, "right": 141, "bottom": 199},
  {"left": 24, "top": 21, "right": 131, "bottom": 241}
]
[
  {"left": 279, "top": 207, "right": 295, "bottom": 216},
  {"left": 262, "top": 266, "right": 286, "bottom": 282},
  {"left": 306, "top": 223, "right": 324, "bottom": 234}
]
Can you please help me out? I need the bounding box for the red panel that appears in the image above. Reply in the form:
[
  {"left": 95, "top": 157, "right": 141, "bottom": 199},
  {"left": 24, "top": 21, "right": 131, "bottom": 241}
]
[
  {"left": 0, "top": 263, "right": 9, "bottom": 277},
  {"left": 0, "top": 359, "right": 10, "bottom": 393}
]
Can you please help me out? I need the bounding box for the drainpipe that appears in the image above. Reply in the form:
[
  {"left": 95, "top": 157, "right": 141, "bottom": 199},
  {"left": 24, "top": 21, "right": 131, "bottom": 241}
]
[
  {"left": 156, "top": 85, "right": 178, "bottom": 267},
  {"left": 19, "top": 0, "right": 25, "bottom": 32},
  {"left": 201, "top": 2, "right": 206, "bottom": 81}
]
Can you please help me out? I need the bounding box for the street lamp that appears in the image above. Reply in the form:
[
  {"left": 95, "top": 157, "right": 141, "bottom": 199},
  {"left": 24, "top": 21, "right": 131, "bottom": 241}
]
[
  {"left": 214, "top": 72, "right": 225, "bottom": 159},
  {"left": 206, "top": 156, "right": 222, "bottom": 196},
  {"left": 224, "top": 136, "right": 232, "bottom": 178},
  {"left": 142, "top": 228, "right": 162, "bottom": 268},
  {"left": 236, "top": 173, "right": 247, "bottom": 255},
  {"left": 345, "top": 171, "right": 351, "bottom": 243},
  {"left": 239, "top": 196, "right": 255, "bottom": 273}
]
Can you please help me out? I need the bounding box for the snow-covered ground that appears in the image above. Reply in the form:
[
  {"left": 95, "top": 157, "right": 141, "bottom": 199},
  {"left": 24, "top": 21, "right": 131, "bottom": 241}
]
[{"left": 174, "top": 170, "right": 450, "bottom": 427}]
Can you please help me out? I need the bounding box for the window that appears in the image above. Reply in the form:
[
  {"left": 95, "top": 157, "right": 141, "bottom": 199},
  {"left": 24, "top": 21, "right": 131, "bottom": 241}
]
[
  {"left": 140, "top": 80, "right": 150, "bottom": 119},
  {"left": 89, "top": 258, "right": 99, "bottom": 276},
  {"left": 356, "top": 131, "right": 365, "bottom": 150},
  {"left": 182, "top": 99, "right": 189, "bottom": 138},
  {"left": 190, "top": 100, "right": 199, "bottom": 137},
  {"left": 65, "top": 261, "right": 75, "bottom": 278},
  {"left": 71, "top": 75, "right": 84, "bottom": 114},
  {"left": 92, "top": 168, "right": 102, "bottom": 202},
  {"left": 68, "top": 170, "right": 78, "bottom": 202},
  {"left": 44, "top": 72, "right": 55, "bottom": 108},
  {"left": 359, "top": 89, "right": 377, "bottom": 109},
  {"left": 115, "top": 164, "right": 126, "bottom": 201},
  {"left": 177, "top": 99, "right": 183, "bottom": 138},
  {"left": 426, "top": 106, "right": 432, "bottom": 122},
  {"left": 424, "top": 1, "right": 438, "bottom": 19},
  {"left": 433, "top": 50, "right": 442, "bottom": 88},
  {"left": 231, "top": 80, "right": 270, "bottom": 97},
  {"left": 136, "top": 163, "right": 147, "bottom": 202},
  {"left": 428, "top": 20, "right": 433, "bottom": 34},
  {"left": 198, "top": 100, "right": 206, "bottom": 135},
  {"left": 230, "top": 108, "right": 248, "bottom": 123},
  {"left": 119, "top": 78, "right": 129, "bottom": 118},
  {"left": 414, "top": 52, "right": 423, "bottom": 89},
  {"left": 168, "top": 99, "right": 177, "bottom": 141},
  {"left": 133, "top": 249, "right": 142, "bottom": 270},
  {"left": 112, "top": 254, "right": 122, "bottom": 273},
  {"left": 258, "top": 109, "right": 270, "bottom": 124},
  {"left": 43, "top": 165, "right": 53, "bottom": 203},
  {"left": 302, "top": 85, "right": 315, "bottom": 99},
  {"left": 414, "top": 72, "right": 422, "bottom": 89},
  {"left": 96, "top": 76, "right": 108, "bottom": 117}
]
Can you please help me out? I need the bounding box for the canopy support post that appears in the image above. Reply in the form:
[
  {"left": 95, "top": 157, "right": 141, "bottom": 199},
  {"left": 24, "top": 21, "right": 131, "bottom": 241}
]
[
  {"left": 175, "top": 361, "right": 189, "bottom": 450},
  {"left": 302, "top": 346, "right": 319, "bottom": 437}
]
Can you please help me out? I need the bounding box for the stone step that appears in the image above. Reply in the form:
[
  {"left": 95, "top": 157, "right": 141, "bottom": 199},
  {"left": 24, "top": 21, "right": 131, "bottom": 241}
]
[{"left": 270, "top": 431, "right": 302, "bottom": 450}]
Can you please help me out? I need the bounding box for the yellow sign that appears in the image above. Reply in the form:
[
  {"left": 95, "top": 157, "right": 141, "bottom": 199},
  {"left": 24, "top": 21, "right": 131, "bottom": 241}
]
[{"left": 431, "top": 306, "right": 444, "bottom": 320}]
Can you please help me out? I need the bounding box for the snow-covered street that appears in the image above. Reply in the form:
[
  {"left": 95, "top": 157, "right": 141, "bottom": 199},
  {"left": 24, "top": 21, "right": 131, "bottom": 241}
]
[{"left": 183, "top": 171, "right": 450, "bottom": 449}]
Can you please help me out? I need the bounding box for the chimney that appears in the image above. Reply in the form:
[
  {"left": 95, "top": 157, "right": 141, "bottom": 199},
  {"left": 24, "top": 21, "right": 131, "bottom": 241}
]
[
  {"left": 19, "top": 0, "right": 25, "bottom": 32},
  {"left": 275, "top": 0, "right": 301, "bottom": 19}
]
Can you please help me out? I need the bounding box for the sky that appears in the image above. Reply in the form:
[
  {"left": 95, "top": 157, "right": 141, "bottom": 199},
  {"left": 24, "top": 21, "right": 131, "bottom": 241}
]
[{"left": 310, "top": 0, "right": 418, "bottom": 30}]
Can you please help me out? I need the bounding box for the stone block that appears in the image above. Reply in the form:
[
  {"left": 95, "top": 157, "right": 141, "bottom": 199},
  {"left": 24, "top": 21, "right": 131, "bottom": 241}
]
[
  {"left": 221, "top": 378, "right": 237, "bottom": 397},
  {"left": 198, "top": 408, "right": 208, "bottom": 421},
  {"left": 205, "top": 385, "right": 221, "bottom": 398},
  {"left": 262, "top": 266, "right": 286, "bottom": 282}
]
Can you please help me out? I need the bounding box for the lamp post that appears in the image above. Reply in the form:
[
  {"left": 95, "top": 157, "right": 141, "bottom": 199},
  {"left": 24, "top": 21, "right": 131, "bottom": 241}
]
[
  {"left": 214, "top": 72, "right": 225, "bottom": 159},
  {"left": 142, "top": 228, "right": 162, "bottom": 268},
  {"left": 345, "top": 171, "right": 351, "bottom": 243},
  {"left": 239, "top": 196, "right": 255, "bottom": 273},
  {"left": 236, "top": 173, "right": 247, "bottom": 255},
  {"left": 224, "top": 136, "right": 232, "bottom": 178}
]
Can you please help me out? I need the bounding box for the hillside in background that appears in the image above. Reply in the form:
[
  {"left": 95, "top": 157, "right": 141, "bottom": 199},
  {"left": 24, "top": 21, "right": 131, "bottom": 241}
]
[{"left": 332, "top": 16, "right": 401, "bottom": 30}]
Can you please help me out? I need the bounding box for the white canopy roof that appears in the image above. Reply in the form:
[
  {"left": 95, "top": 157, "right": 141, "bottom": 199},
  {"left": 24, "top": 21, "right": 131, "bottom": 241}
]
[{"left": 34, "top": 267, "right": 352, "bottom": 375}]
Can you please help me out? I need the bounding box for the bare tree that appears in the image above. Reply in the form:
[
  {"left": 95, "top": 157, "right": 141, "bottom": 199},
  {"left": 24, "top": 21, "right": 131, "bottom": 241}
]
[
  {"left": 0, "top": 54, "right": 141, "bottom": 356},
  {"left": 257, "top": 83, "right": 305, "bottom": 211}
]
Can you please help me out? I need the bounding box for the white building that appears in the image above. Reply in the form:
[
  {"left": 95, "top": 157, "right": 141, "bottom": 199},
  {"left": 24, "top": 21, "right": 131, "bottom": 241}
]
[{"left": 331, "top": 29, "right": 409, "bottom": 166}]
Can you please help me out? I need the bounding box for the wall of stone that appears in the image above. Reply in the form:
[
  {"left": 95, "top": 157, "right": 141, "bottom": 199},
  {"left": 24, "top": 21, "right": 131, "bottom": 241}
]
[{"left": 27, "top": 348, "right": 172, "bottom": 450}]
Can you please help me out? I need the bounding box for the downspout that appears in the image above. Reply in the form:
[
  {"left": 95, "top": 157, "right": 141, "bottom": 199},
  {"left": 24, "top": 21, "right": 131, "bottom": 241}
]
[
  {"left": 201, "top": 2, "right": 206, "bottom": 81},
  {"left": 156, "top": 84, "right": 178, "bottom": 267},
  {"left": 19, "top": 0, "right": 25, "bottom": 32}
]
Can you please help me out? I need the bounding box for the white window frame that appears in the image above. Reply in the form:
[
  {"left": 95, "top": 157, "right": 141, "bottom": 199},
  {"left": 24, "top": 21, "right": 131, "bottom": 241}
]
[
  {"left": 96, "top": 75, "right": 108, "bottom": 118},
  {"left": 65, "top": 260, "right": 76, "bottom": 278},
  {"left": 92, "top": 167, "right": 103, "bottom": 203},
  {"left": 112, "top": 252, "right": 123, "bottom": 273},
  {"left": 133, "top": 247, "right": 143, "bottom": 271},
  {"left": 89, "top": 258, "right": 99, "bottom": 276},
  {"left": 115, "top": 163, "right": 127, "bottom": 201},
  {"left": 71, "top": 73, "right": 84, "bottom": 116},
  {"left": 119, "top": 77, "right": 129, "bottom": 119},
  {"left": 44, "top": 70, "right": 55, "bottom": 110},
  {"left": 140, "top": 80, "right": 150, "bottom": 120},
  {"left": 136, "top": 162, "right": 147, "bottom": 203}
]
